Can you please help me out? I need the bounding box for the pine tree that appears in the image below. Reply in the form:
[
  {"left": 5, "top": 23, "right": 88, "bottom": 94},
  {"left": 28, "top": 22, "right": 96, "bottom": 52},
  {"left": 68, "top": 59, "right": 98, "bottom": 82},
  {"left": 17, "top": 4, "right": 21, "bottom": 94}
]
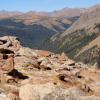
[{"left": 97, "top": 48, "right": 100, "bottom": 68}]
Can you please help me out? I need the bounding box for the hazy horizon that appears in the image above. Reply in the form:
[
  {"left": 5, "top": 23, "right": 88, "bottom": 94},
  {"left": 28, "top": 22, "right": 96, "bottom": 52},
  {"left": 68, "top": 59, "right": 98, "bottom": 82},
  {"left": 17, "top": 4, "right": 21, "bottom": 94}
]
[{"left": 0, "top": 0, "right": 99, "bottom": 12}]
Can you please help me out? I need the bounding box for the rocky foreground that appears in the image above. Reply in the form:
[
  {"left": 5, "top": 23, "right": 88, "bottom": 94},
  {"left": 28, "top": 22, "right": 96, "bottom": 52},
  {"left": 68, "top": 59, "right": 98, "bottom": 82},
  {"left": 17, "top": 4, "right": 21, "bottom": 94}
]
[{"left": 0, "top": 36, "right": 99, "bottom": 100}]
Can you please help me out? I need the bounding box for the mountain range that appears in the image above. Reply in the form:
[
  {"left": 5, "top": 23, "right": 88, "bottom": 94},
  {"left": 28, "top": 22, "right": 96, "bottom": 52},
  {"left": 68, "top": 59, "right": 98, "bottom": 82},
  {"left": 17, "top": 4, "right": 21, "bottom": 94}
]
[
  {"left": 42, "top": 5, "right": 100, "bottom": 64},
  {"left": 0, "top": 4, "right": 100, "bottom": 64}
]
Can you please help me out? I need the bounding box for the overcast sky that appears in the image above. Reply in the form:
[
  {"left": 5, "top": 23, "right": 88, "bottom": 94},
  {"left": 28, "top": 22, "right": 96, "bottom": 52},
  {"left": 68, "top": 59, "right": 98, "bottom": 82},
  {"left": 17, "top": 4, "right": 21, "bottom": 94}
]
[{"left": 0, "top": 0, "right": 100, "bottom": 12}]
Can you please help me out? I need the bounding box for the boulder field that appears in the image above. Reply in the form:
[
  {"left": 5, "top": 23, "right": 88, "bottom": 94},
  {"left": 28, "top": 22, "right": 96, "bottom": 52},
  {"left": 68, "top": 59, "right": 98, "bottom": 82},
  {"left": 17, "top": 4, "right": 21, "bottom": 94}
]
[{"left": 0, "top": 36, "right": 99, "bottom": 100}]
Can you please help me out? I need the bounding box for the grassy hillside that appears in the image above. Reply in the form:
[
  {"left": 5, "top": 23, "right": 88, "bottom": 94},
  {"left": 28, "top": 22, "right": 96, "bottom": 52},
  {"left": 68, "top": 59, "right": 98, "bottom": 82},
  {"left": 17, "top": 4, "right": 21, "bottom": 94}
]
[{"left": 41, "top": 5, "right": 100, "bottom": 65}]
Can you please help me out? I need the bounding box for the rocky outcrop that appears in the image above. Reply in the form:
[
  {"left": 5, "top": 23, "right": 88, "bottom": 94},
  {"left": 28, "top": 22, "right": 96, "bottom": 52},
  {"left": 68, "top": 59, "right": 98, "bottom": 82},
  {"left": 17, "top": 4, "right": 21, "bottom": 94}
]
[
  {"left": 0, "top": 36, "right": 21, "bottom": 51},
  {"left": 0, "top": 36, "right": 21, "bottom": 85},
  {"left": 1, "top": 54, "right": 14, "bottom": 73},
  {"left": 19, "top": 82, "right": 100, "bottom": 100},
  {"left": 0, "top": 36, "right": 99, "bottom": 100}
]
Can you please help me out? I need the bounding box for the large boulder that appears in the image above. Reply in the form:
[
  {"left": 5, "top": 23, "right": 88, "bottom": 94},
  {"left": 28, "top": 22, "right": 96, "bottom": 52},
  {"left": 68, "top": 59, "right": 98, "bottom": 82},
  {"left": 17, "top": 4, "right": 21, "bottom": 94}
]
[
  {"left": 18, "top": 47, "right": 38, "bottom": 57},
  {"left": 0, "top": 36, "right": 21, "bottom": 52},
  {"left": 2, "top": 54, "right": 14, "bottom": 73},
  {"left": 36, "top": 50, "right": 52, "bottom": 57},
  {"left": 0, "top": 49, "right": 14, "bottom": 74},
  {"left": 59, "top": 52, "right": 68, "bottom": 61},
  {"left": 19, "top": 84, "right": 40, "bottom": 100},
  {"left": 19, "top": 82, "right": 100, "bottom": 100},
  {"left": 19, "top": 83, "right": 64, "bottom": 100}
]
